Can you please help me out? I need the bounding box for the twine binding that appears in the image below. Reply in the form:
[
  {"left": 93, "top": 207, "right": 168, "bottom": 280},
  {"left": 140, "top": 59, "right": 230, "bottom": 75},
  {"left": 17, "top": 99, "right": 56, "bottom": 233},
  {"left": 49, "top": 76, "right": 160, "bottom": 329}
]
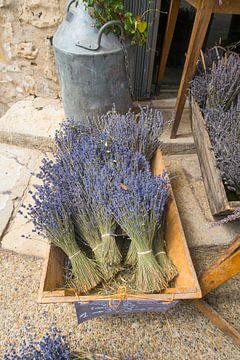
[
  {"left": 92, "top": 243, "right": 102, "bottom": 252},
  {"left": 109, "top": 286, "right": 128, "bottom": 310},
  {"left": 137, "top": 250, "right": 152, "bottom": 256},
  {"left": 155, "top": 251, "right": 166, "bottom": 257},
  {"left": 69, "top": 250, "right": 81, "bottom": 260}
]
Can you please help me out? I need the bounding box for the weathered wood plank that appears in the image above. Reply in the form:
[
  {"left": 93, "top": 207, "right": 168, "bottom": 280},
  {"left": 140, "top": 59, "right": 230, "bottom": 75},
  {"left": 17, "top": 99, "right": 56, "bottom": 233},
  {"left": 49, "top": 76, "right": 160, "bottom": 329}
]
[
  {"left": 191, "top": 98, "right": 234, "bottom": 216},
  {"left": 198, "top": 235, "right": 240, "bottom": 297},
  {"left": 187, "top": 0, "right": 240, "bottom": 14}
]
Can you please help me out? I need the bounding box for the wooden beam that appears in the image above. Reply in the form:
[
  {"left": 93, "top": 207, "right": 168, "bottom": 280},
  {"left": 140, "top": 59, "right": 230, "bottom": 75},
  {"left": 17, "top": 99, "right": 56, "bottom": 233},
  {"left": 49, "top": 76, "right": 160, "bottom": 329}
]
[
  {"left": 157, "top": 0, "right": 180, "bottom": 83},
  {"left": 171, "top": 0, "right": 215, "bottom": 138},
  {"left": 187, "top": 0, "right": 240, "bottom": 14},
  {"left": 193, "top": 300, "right": 240, "bottom": 347},
  {"left": 198, "top": 235, "right": 240, "bottom": 297}
]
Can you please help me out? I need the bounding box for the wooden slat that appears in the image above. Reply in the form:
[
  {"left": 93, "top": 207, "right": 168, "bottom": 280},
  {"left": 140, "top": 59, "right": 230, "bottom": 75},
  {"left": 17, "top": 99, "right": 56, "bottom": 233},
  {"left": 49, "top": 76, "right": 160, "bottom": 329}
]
[
  {"left": 193, "top": 300, "right": 240, "bottom": 347},
  {"left": 198, "top": 235, "right": 240, "bottom": 297},
  {"left": 191, "top": 98, "right": 231, "bottom": 216},
  {"left": 171, "top": 0, "right": 215, "bottom": 138},
  {"left": 157, "top": 0, "right": 180, "bottom": 83},
  {"left": 38, "top": 150, "right": 201, "bottom": 304},
  {"left": 187, "top": 0, "right": 240, "bottom": 14}
]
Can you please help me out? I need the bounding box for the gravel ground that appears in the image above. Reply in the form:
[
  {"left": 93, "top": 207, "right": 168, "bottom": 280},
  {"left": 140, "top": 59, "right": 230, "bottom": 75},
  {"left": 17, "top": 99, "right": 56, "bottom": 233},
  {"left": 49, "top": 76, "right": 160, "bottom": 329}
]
[{"left": 0, "top": 248, "right": 239, "bottom": 360}]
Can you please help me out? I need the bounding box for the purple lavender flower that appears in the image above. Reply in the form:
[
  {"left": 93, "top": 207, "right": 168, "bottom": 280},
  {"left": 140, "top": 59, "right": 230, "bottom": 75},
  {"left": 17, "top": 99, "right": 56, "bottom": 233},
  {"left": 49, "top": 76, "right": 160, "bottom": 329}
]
[
  {"left": 3, "top": 327, "right": 71, "bottom": 360},
  {"left": 109, "top": 169, "right": 171, "bottom": 292},
  {"left": 55, "top": 106, "right": 164, "bottom": 162},
  {"left": 56, "top": 132, "right": 151, "bottom": 280},
  {"left": 28, "top": 181, "right": 102, "bottom": 293},
  {"left": 210, "top": 208, "right": 240, "bottom": 227},
  {"left": 191, "top": 50, "right": 240, "bottom": 199}
]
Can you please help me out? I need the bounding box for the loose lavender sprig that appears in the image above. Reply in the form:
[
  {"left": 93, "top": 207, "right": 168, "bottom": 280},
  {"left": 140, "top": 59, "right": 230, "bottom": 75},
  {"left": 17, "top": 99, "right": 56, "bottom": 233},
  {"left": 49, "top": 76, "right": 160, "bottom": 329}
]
[
  {"left": 110, "top": 169, "right": 173, "bottom": 293},
  {"left": 210, "top": 208, "right": 240, "bottom": 227},
  {"left": 3, "top": 327, "right": 72, "bottom": 360},
  {"left": 28, "top": 182, "right": 102, "bottom": 293}
]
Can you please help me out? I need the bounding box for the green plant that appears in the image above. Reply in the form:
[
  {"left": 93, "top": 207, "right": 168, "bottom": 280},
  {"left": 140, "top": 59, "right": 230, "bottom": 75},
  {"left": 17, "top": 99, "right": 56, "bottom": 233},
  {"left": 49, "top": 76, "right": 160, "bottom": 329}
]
[{"left": 82, "top": 0, "right": 148, "bottom": 45}]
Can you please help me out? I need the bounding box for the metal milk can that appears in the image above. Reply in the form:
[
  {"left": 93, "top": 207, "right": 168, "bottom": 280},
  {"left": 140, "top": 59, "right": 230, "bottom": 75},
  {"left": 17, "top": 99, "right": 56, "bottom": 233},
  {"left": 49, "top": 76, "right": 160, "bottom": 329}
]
[{"left": 53, "top": 0, "right": 134, "bottom": 121}]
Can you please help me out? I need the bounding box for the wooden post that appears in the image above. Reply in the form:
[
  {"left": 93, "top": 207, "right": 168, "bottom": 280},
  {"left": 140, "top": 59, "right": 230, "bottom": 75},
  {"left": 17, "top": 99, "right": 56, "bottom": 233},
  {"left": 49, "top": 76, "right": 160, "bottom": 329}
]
[
  {"left": 193, "top": 300, "right": 240, "bottom": 347},
  {"left": 192, "top": 235, "right": 240, "bottom": 346},
  {"left": 170, "top": 0, "right": 215, "bottom": 139},
  {"left": 157, "top": 0, "right": 180, "bottom": 83}
]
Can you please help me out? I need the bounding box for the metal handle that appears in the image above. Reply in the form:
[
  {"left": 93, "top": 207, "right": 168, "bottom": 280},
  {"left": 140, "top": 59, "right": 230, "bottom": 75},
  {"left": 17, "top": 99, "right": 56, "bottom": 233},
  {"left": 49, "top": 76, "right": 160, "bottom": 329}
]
[
  {"left": 76, "top": 20, "right": 124, "bottom": 51},
  {"left": 67, "top": 0, "right": 77, "bottom": 12}
]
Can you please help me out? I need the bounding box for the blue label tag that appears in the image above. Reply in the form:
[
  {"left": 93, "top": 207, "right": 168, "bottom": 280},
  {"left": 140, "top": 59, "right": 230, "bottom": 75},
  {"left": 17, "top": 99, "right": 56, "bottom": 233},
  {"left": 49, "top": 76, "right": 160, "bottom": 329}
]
[{"left": 75, "top": 300, "right": 178, "bottom": 324}]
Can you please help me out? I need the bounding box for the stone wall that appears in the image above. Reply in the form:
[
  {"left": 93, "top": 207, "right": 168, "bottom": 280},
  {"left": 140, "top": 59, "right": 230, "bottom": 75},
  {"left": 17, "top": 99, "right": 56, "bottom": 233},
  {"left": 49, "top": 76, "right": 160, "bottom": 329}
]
[{"left": 0, "top": 0, "right": 67, "bottom": 116}]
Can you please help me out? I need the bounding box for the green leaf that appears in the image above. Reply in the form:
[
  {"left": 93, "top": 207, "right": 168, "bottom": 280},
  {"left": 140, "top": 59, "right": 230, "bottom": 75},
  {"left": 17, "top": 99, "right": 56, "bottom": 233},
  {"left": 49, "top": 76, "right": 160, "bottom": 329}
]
[{"left": 137, "top": 21, "right": 147, "bottom": 33}]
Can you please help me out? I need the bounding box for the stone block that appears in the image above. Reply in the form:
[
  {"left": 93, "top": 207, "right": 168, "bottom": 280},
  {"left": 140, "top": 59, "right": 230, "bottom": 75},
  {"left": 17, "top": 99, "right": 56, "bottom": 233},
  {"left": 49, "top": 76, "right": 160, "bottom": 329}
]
[{"left": 0, "top": 97, "right": 64, "bottom": 148}]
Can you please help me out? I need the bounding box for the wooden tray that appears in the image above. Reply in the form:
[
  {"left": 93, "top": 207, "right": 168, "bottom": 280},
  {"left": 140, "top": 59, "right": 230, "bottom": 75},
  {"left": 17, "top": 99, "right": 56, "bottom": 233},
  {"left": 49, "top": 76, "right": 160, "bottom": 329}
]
[
  {"left": 38, "top": 149, "right": 201, "bottom": 304},
  {"left": 191, "top": 97, "right": 240, "bottom": 217}
]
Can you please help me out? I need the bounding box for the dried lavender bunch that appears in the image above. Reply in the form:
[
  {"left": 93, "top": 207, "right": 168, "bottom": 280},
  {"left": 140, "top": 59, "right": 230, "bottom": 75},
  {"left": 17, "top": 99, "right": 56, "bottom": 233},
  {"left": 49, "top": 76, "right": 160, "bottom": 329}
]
[
  {"left": 96, "top": 106, "right": 164, "bottom": 161},
  {"left": 191, "top": 52, "right": 240, "bottom": 111},
  {"left": 206, "top": 53, "right": 240, "bottom": 110},
  {"left": 195, "top": 46, "right": 225, "bottom": 76},
  {"left": 204, "top": 104, "right": 240, "bottom": 196},
  {"left": 154, "top": 211, "right": 178, "bottom": 283},
  {"left": 28, "top": 182, "right": 101, "bottom": 293},
  {"left": 190, "top": 72, "right": 211, "bottom": 109},
  {"left": 55, "top": 106, "right": 164, "bottom": 162},
  {"left": 110, "top": 169, "right": 172, "bottom": 293},
  {"left": 61, "top": 134, "right": 150, "bottom": 280}
]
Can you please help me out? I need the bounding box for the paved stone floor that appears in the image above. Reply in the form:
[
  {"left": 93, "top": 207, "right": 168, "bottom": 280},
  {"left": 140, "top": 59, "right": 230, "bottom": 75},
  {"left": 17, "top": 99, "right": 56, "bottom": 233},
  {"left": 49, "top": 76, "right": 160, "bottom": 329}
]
[
  {"left": 0, "top": 97, "right": 239, "bottom": 358},
  {"left": 0, "top": 249, "right": 239, "bottom": 359}
]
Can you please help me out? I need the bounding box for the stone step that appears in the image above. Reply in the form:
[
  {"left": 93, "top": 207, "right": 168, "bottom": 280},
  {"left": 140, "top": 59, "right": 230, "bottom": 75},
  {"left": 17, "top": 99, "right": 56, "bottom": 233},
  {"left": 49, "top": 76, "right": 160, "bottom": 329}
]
[{"left": 0, "top": 143, "right": 48, "bottom": 258}]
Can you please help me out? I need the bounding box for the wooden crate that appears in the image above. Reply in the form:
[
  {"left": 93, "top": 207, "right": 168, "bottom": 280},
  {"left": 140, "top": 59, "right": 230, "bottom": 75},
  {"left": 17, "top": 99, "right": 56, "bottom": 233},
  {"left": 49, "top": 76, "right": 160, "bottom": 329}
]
[
  {"left": 38, "top": 149, "right": 201, "bottom": 304},
  {"left": 191, "top": 97, "right": 240, "bottom": 217}
]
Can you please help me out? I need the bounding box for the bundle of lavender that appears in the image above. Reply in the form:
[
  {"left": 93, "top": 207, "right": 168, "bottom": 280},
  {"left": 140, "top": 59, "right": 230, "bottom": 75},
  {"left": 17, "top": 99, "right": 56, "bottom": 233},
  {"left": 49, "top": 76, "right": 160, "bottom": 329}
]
[
  {"left": 54, "top": 133, "right": 150, "bottom": 281},
  {"left": 28, "top": 105, "right": 177, "bottom": 294},
  {"left": 191, "top": 50, "right": 240, "bottom": 199},
  {"left": 54, "top": 106, "right": 164, "bottom": 162},
  {"left": 27, "top": 182, "right": 102, "bottom": 293},
  {"left": 109, "top": 169, "right": 178, "bottom": 293}
]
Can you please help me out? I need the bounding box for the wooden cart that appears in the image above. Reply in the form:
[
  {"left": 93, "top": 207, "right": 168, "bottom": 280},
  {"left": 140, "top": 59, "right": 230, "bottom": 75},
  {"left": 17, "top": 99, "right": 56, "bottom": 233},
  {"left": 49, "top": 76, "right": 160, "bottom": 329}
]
[{"left": 38, "top": 150, "right": 202, "bottom": 306}]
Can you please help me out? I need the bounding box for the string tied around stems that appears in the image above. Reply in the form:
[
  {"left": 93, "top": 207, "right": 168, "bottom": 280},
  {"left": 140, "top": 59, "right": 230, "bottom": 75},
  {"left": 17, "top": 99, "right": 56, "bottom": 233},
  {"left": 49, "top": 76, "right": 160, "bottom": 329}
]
[
  {"left": 101, "top": 233, "right": 115, "bottom": 238},
  {"left": 69, "top": 250, "right": 81, "bottom": 260},
  {"left": 155, "top": 251, "right": 166, "bottom": 257},
  {"left": 92, "top": 243, "right": 102, "bottom": 252},
  {"left": 137, "top": 249, "right": 152, "bottom": 256}
]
